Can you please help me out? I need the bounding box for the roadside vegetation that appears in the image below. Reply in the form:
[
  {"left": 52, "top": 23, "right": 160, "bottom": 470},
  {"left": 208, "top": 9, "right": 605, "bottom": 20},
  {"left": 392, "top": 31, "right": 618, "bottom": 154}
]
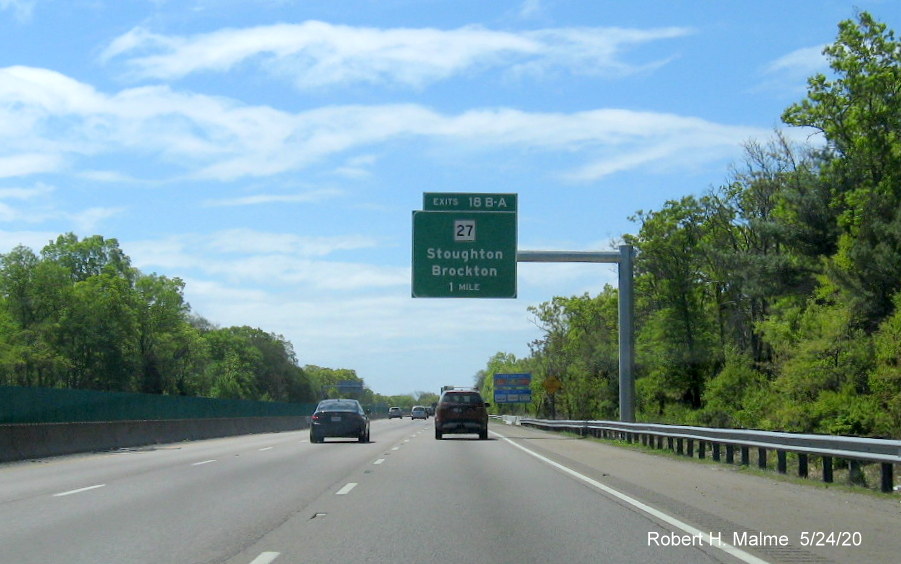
[
  {"left": 2, "top": 13, "right": 898, "bottom": 432},
  {"left": 479, "top": 13, "right": 901, "bottom": 439},
  {"left": 0, "top": 233, "right": 432, "bottom": 409}
]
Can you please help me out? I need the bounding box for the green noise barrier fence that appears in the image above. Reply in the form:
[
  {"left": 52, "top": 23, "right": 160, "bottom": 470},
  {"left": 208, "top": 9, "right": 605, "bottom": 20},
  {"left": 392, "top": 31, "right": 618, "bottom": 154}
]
[{"left": 0, "top": 385, "right": 317, "bottom": 425}]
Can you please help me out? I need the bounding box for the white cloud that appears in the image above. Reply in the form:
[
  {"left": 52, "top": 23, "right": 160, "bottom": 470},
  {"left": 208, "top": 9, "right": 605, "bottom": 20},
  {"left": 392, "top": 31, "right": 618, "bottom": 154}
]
[
  {"left": 0, "top": 154, "right": 65, "bottom": 178},
  {"left": 204, "top": 228, "right": 378, "bottom": 256},
  {"left": 68, "top": 206, "right": 126, "bottom": 234},
  {"left": 100, "top": 21, "right": 693, "bottom": 88},
  {"left": 203, "top": 188, "right": 343, "bottom": 207},
  {"left": 757, "top": 45, "right": 828, "bottom": 95},
  {"left": 765, "top": 45, "right": 827, "bottom": 76},
  {"left": 518, "top": 0, "right": 543, "bottom": 20},
  {"left": 0, "top": 66, "right": 765, "bottom": 183},
  {"left": 0, "top": 0, "right": 35, "bottom": 22},
  {"left": 0, "top": 182, "right": 54, "bottom": 200},
  {"left": 0, "top": 229, "right": 59, "bottom": 253},
  {"left": 0, "top": 181, "right": 122, "bottom": 230},
  {"left": 127, "top": 228, "right": 394, "bottom": 291}
]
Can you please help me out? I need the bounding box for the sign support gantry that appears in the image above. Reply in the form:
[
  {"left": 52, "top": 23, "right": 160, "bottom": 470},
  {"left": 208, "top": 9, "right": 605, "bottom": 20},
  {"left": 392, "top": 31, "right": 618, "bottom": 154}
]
[{"left": 517, "top": 247, "right": 635, "bottom": 422}]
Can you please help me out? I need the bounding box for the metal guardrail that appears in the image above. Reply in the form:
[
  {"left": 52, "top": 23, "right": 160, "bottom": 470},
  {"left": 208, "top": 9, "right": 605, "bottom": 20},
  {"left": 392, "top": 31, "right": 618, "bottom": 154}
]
[{"left": 515, "top": 418, "right": 901, "bottom": 493}]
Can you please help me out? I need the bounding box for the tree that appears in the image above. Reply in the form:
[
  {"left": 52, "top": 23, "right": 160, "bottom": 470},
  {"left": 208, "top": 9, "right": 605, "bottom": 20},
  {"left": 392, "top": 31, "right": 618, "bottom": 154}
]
[
  {"left": 134, "top": 274, "right": 191, "bottom": 394},
  {"left": 630, "top": 198, "right": 718, "bottom": 412},
  {"left": 782, "top": 12, "right": 901, "bottom": 327},
  {"left": 58, "top": 273, "right": 139, "bottom": 391},
  {"left": 203, "top": 329, "right": 262, "bottom": 400},
  {"left": 528, "top": 291, "right": 619, "bottom": 419},
  {"left": 41, "top": 233, "right": 134, "bottom": 283}
]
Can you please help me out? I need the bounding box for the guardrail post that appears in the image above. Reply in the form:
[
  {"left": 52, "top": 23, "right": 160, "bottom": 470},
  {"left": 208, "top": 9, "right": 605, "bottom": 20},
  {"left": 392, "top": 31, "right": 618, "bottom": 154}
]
[
  {"left": 799, "top": 454, "right": 808, "bottom": 478},
  {"left": 741, "top": 446, "right": 750, "bottom": 466},
  {"left": 712, "top": 443, "right": 720, "bottom": 462},
  {"left": 687, "top": 439, "right": 694, "bottom": 457},
  {"left": 777, "top": 450, "right": 787, "bottom": 474},
  {"left": 823, "top": 456, "right": 833, "bottom": 483},
  {"left": 698, "top": 441, "right": 705, "bottom": 460},
  {"left": 726, "top": 444, "right": 734, "bottom": 464},
  {"left": 676, "top": 438, "right": 684, "bottom": 455},
  {"left": 667, "top": 437, "right": 674, "bottom": 451},
  {"left": 758, "top": 448, "right": 767, "bottom": 470},
  {"left": 881, "top": 463, "right": 893, "bottom": 493},
  {"left": 849, "top": 460, "right": 865, "bottom": 486}
]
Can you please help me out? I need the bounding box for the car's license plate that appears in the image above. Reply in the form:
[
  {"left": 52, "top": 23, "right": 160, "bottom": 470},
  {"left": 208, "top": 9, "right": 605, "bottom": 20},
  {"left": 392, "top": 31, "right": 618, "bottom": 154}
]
[{"left": 331, "top": 416, "right": 342, "bottom": 422}]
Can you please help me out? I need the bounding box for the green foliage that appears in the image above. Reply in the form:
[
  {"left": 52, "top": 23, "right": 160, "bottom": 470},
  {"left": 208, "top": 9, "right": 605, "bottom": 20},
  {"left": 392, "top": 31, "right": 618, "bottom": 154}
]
[
  {"left": 0, "top": 233, "right": 320, "bottom": 406},
  {"left": 632, "top": 197, "right": 719, "bottom": 410},
  {"left": 526, "top": 290, "right": 619, "bottom": 419},
  {"left": 695, "top": 350, "right": 772, "bottom": 429},
  {"left": 869, "top": 292, "right": 901, "bottom": 435},
  {"left": 481, "top": 13, "right": 901, "bottom": 438},
  {"left": 783, "top": 12, "right": 901, "bottom": 326}
]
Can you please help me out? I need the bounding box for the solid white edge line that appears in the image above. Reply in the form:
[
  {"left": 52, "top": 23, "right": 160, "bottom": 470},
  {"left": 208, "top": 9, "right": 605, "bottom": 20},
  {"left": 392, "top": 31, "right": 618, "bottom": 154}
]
[
  {"left": 492, "top": 430, "right": 771, "bottom": 564},
  {"left": 335, "top": 482, "right": 357, "bottom": 495},
  {"left": 53, "top": 484, "right": 106, "bottom": 497},
  {"left": 249, "top": 551, "right": 280, "bottom": 564}
]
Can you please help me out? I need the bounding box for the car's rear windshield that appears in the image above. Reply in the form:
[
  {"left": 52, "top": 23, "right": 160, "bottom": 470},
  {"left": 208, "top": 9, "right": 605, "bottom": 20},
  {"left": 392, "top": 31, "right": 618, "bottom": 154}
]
[
  {"left": 442, "top": 393, "right": 483, "bottom": 404},
  {"left": 317, "top": 401, "right": 360, "bottom": 412}
]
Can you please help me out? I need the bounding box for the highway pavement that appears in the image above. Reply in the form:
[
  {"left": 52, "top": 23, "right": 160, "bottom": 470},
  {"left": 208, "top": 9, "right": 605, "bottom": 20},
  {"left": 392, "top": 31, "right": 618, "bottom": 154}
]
[{"left": 0, "top": 419, "right": 897, "bottom": 563}]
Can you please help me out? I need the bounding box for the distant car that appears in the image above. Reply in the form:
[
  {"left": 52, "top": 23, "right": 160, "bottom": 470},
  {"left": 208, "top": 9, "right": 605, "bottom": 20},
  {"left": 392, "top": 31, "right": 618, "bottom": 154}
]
[
  {"left": 434, "top": 389, "right": 490, "bottom": 440},
  {"left": 310, "top": 399, "right": 370, "bottom": 443},
  {"left": 388, "top": 407, "right": 403, "bottom": 419},
  {"left": 410, "top": 405, "right": 427, "bottom": 420}
]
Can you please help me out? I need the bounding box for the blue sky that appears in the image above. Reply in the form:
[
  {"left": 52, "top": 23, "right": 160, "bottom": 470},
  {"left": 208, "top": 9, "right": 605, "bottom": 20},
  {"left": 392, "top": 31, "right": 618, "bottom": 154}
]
[{"left": 1, "top": 0, "right": 899, "bottom": 396}]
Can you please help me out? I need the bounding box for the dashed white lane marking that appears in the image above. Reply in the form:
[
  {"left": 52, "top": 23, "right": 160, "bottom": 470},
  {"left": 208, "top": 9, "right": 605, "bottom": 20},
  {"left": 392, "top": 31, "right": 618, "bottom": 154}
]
[
  {"left": 53, "top": 484, "right": 106, "bottom": 497},
  {"left": 192, "top": 459, "right": 217, "bottom": 466},
  {"left": 373, "top": 458, "right": 385, "bottom": 465},
  {"left": 249, "top": 552, "right": 280, "bottom": 564},
  {"left": 493, "top": 430, "right": 770, "bottom": 564},
  {"left": 335, "top": 482, "right": 357, "bottom": 495},
  {"left": 259, "top": 447, "right": 274, "bottom": 452},
  {"left": 391, "top": 446, "right": 400, "bottom": 451}
]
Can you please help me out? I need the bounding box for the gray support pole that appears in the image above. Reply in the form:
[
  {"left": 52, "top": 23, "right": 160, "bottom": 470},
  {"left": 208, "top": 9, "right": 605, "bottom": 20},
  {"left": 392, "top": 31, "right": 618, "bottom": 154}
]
[
  {"left": 517, "top": 246, "right": 636, "bottom": 422},
  {"left": 618, "top": 244, "right": 635, "bottom": 422}
]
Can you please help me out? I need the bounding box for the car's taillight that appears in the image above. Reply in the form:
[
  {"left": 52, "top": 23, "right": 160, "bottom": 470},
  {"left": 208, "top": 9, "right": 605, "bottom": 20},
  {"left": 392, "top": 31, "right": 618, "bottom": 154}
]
[{"left": 311, "top": 413, "right": 321, "bottom": 421}]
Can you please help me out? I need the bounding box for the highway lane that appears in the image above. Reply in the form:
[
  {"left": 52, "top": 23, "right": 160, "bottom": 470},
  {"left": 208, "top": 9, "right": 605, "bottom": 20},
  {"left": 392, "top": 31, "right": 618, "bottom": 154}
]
[
  {"left": 224, "top": 424, "right": 745, "bottom": 564},
  {"left": 0, "top": 418, "right": 418, "bottom": 563},
  {"left": 3, "top": 419, "right": 897, "bottom": 563}
]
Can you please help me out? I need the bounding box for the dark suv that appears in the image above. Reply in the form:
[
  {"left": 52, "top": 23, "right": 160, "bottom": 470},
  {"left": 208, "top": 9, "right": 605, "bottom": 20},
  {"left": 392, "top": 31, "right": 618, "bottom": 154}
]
[{"left": 434, "top": 389, "right": 490, "bottom": 440}]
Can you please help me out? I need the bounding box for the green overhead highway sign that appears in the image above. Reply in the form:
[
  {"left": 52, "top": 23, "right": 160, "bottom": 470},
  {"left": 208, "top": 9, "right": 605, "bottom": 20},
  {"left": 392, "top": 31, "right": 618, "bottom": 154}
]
[{"left": 412, "top": 193, "right": 517, "bottom": 298}]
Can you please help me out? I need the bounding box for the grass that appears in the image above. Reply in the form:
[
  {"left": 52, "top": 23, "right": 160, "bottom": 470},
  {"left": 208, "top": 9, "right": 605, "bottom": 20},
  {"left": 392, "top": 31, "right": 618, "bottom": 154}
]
[{"left": 547, "top": 427, "right": 900, "bottom": 498}]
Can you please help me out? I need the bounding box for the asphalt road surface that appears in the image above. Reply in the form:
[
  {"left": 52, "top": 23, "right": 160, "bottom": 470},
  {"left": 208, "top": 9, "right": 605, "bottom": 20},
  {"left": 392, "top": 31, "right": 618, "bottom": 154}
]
[{"left": 1, "top": 419, "right": 897, "bottom": 563}]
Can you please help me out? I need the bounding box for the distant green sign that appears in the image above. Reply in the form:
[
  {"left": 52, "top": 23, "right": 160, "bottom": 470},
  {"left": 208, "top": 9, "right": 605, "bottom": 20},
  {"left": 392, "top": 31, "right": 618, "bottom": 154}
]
[{"left": 412, "top": 206, "right": 517, "bottom": 298}]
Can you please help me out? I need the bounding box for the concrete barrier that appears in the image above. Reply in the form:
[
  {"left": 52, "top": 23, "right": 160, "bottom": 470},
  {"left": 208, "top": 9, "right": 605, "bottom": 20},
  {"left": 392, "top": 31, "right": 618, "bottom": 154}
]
[{"left": 0, "top": 416, "right": 310, "bottom": 463}]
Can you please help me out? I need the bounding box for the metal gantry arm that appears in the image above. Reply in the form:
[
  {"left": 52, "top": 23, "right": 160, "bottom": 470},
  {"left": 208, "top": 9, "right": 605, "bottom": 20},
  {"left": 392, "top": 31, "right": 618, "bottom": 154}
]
[{"left": 517, "top": 245, "right": 635, "bottom": 422}]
